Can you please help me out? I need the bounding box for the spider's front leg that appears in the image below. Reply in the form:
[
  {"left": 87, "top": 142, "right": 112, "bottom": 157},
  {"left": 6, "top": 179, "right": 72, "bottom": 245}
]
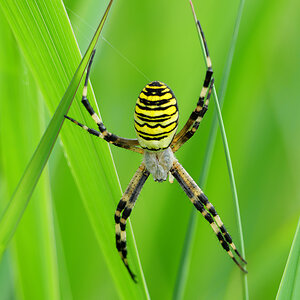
[
  {"left": 65, "top": 49, "right": 143, "bottom": 154},
  {"left": 170, "top": 160, "right": 247, "bottom": 272},
  {"left": 171, "top": 4, "right": 214, "bottom": 152},
  {"left": 114, "top": 163, "right": 150, "bottom": 282}
]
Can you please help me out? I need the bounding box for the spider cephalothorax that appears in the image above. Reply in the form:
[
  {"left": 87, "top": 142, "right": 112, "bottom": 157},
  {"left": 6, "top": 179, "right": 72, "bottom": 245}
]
[
  {"left": 65, "top": 4, "right": 247, "bottom": 282},
  {"left": 144, "top": 147, "right": 175, "bottom": 182}
]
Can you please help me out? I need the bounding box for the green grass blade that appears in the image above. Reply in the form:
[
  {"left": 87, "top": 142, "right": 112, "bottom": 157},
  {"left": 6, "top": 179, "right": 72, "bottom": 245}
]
[
  {"left": 0, "top": 14, "right": 61, "bottom": 298},
  {"left": 0, "top": 1, "right": 149, "bottom": 298},
  {"left": 0, "top": 0, "right": 112, "bottom": 258},
  {"left": 276, "top": 218, "right": 300, "bottom": 300},
  {"left": 174, "top": 1, "right": 247, "bottom": 299},
  {"left": 218, "top": 0, "right": 246, "bottom": 106},
  {"left": 213, "top": 88, "right": 249, "bottom": 299},
  {"left": 0, "top": 14, "right": 59, "bottom": 299},
  {"left": 172, "top": 209, "right": 197, "bottom": 300}
]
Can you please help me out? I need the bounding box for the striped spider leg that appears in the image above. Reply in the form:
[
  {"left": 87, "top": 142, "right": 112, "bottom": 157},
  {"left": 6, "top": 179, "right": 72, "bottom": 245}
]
[
  {"left": 171, "top": 0, "right": 214, "bottom": 153},
  {"left": 170, "top": 161, "right": 247, "bottom": 272},
  {"left": 171, "top": 78, "right": 214, "bottom": 153},
  {"left": 65, "top": 50, "right": 144, "bottom": 154},
  {"left": 114, "top": 163, "right": 150, "bottom": 282}
]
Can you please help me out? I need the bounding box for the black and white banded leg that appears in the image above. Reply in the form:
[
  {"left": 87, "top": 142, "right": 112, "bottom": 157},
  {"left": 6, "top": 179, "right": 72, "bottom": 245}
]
[
  {"left": 172, "top": 3, "right": 214, "bottom": 151},
  {"left": 114, "top": 163, "right": 150, "bottom": 282},
  {"left": 170, "top": 160, "right": 247, "bottom": 272},
  {"left": 172, "top": 79, "right": 214, "bottom": 152},
  {"left": 65, "top": 49, "right": 143, "bottom": 154}
]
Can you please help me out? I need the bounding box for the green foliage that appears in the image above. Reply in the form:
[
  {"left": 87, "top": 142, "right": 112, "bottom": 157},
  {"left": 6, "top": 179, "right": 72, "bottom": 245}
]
[
  {"left": 0, "top": 0, "right": 147, "bottom": 299},
  {"left": 0, "top": 14, "right": 59, "bottom": 299},
  {"left": 276, "top": 219, "right": 300, "bottom": 300},
  {"left": 0, "top": 0, "right": 110, "bottom": 257},
  {"left": 0, "top": 0, "right": 299, "bottom": 299}
]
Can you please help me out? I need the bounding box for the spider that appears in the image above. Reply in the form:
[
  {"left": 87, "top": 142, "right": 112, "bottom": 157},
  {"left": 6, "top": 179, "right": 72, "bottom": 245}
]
[{"left": 65, "top": 3, "right": 247, "bottom": 282}]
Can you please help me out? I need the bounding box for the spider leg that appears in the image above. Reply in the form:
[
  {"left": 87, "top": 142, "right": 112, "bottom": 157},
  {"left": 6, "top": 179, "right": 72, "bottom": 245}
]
[
  {"left": 171, "top": 79, "right": 214, "bottom": 152},
  {"left": 170, "top": 160, "right": 247, "bottom": 272},
  {"left": 114, "top": 163, "right": 150, "bottom": 282},
  {"left": 64, "top": 115, "right": 143, "bottom": 154},
  {"left": 65, "top": 49, "right": 143, "bottom": 154},
  {"left": 172, "top": 3, "right": 213, "bottom": 150}
]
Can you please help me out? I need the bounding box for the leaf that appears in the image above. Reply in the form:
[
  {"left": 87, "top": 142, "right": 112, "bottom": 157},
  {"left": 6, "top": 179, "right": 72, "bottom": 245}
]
[
  {"left": 0, "top": 1, "right": 149, "bottom": 298},
  {"left": 0, "top": 0, "right": 112, "bottom": 258},
  {"left": 276, "top": 219, "right": 300, "bottom": 300}
]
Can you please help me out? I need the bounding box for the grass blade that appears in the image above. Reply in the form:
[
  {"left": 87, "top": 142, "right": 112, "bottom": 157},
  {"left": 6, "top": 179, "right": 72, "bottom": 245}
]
[
  {"left": 213, "top": 84, "right": 248, "bottom": 299},
  {"left": 0, "top": 1, "right": 149, "bottom": 298},
  {"left": 0, "top": 14, "right": 60, "bottom": 298},
  {"left": 276, "top": 218, "right": 300, "bottom": 300},
  {"left": 174, "top": 1, "right": 247, "bottom": 299},
  {"left": 0, "top": 0, "right": 112, "bottom": 259}
]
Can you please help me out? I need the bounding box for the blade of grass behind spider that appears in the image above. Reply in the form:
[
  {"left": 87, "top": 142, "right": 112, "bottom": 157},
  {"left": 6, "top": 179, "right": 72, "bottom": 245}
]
[
  {"left": 0, "top": 1, "right": 149, "bottom": 298},
  {"left": 173, "top": 1, "right": 247, "bottom": 299},
  {"left": 0, "top": 14, "right": 60, "bottom": 299},
  {"left": 0, "top": 0, "right": 111, "bottom": 259},
  {"left": 276, "top": 218, "right": 300, "bottom": 300}
]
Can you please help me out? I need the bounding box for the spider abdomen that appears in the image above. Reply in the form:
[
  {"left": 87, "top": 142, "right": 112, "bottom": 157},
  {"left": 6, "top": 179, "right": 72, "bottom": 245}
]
[{"left": 134, "top": 81, "right": 179, "bottom": 151}]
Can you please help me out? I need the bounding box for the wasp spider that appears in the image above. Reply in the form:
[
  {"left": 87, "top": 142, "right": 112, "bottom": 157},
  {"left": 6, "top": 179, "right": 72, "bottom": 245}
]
[{"left": 65, "top": 3, "right": 247, "bottom": 282}]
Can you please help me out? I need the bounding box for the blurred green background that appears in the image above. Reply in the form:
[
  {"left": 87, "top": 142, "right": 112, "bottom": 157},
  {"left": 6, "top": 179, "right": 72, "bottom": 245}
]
[{"left": 0, "top": 0, "right": 299, "bottom": 299}]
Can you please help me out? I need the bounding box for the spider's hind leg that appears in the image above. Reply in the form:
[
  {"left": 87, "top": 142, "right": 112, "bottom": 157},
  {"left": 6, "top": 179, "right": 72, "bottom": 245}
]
[
  {"left": 170, "top": 160, "right": 247, "bottom": 272},
  {"left": 197, "top": 189, "right": 247, "bottom": 264},
  {"left": 114, "top": 163, "right": 150, "bottom": 282}
]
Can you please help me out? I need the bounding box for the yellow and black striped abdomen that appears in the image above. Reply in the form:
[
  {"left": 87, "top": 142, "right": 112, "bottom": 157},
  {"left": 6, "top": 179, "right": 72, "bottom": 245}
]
[{"left": 134, "top": 81, "right": 179, "bottom": 151}]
